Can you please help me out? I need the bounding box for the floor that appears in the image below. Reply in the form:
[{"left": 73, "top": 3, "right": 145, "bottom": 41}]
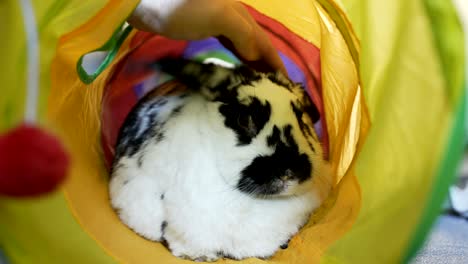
[{"left": 411, "top": 215, "right": 468, "bottom": 264}]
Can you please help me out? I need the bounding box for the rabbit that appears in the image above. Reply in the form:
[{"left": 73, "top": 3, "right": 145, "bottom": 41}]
[{"left": 109, "top": 58, "right": 332, "bottom": 262}]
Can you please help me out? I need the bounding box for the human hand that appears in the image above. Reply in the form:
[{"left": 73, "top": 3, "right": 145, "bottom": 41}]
[{"left": 127, "top": 0, "right": 286, "bottom": 74}]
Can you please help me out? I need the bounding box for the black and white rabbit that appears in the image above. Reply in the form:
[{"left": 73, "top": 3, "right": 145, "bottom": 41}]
[{"left": 109, "top": 59, "right": 332, "bottom": 262}]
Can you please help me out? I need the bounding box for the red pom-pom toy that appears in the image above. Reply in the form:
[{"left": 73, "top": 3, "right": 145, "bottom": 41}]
[
  {"left": 0, "top": 0, "right": 71, "bottom": 198},
  {"left": 0, "top": 124, "right": 70, "bottom": 197}
]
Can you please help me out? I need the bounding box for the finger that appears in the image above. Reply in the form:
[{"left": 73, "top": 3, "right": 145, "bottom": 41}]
[
  {"left": 212, "top": 4, "right": 260, "bottom": 61},
  {"left": 251, "top": 24, "right": 287, "bottom": 75},
  {"left": 217, "top": 36, "right": 274, "bottom": 73},
  {"left": 228, "top": 3, "right": 287, "bottom": 75}
]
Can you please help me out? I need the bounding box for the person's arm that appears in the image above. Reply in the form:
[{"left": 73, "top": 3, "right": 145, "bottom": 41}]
[{"left": 127, "top": 0, "right": 286, "bottom": 74}]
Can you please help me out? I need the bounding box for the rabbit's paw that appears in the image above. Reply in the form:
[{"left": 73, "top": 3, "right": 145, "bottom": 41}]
[
  {"left": 110, "top": 174, "right": 166, "bottom": 241},
  {"left": 167, "top": 237, "right": 220, "bottom": 262}
]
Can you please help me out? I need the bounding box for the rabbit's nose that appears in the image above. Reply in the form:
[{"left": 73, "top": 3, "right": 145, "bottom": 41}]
[
  {"left": 280, "top": 169, "right": 294, "bottom": 181},
  {"left": 280, "top": 175, "right": 289, "bottom": 181},
  {"left": 273, "top": 178, "right": 286, "bottom": 188}
]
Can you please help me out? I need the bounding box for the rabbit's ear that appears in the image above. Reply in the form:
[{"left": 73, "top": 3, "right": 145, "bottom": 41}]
[
  {"left": 156, "top": 59, "right": 232, "bottom": 89},
  {"left": 156, "top": 58, "right": 261, "bottom": 101}
]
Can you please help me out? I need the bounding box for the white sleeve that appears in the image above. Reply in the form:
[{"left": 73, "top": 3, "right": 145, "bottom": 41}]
[{"left": 128, "top": 0, "right": 188, "bottom": 33}]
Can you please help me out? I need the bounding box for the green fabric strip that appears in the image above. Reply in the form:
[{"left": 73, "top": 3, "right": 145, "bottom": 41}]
[{"left": 77, "top": 24, "right": 133, "bottom": 84}]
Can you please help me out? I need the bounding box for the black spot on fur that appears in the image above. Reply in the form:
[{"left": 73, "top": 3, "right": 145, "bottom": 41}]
[
  {"left": 291, "top": 102, "right": 316, "bottom": 152},
  {"left": 113, "top": 93, "right": 182, "bottom": 173},
  {"left": 303, "top": 101, "right": 320, "bottom": 124},
  {"left": 211, "top": 77, "right": 240, "bottom": 101},
  {"left": 289, "top": 84, "right": 320, "bottom": 124},
  {"left": 210, "top": 65, "right": 261, "bottom": 102},
  {"left": 114, "top": 98, "right": 164, "bottom": 161},
  {"left": 159, "top": 220, "right": 168, "bottom": 243},
  {"left": 267, "top": 126, "right": 281, "bottom": 147},
  {"left": 257, "top": 254, "right": 275, "bottom": 260},
  {"left": 219, "top": 97, "right": 271, "bottom": 145},
  {"left": 137, "top": 154, "right": 144, "bottom": 167},
  {"left": 233, "top": 65, "right": 262, "bottom": 85},
  {"left": 161, "top": 221, "right": 168, "bottom": 234},
  {"left": 157, "top": 59, "right": 223, "bottom": 92},
  {"left": 216, "top": 251, "right": 240, "bottom": 260},
  {"left": 123, "top": 180, "right": 129, "bottom": 185},
  {"left": 170, "top": 105, "right": 183, "bottom": 117},
  {"left": 111, "top": 163, "right": 124, "bottom": 175},
  {"left": 238, "top": 125, "right": 312, "bottom": 196},
  {"left": 266, "top": 72, "right": 292, "bottom": 91},
  {"left": 160, "top": 193, "right": 165, "bottom": 200},
  {"left": 157, "top": 58, "right": 262, "bottom": 104},
  {"left": 160, "top": 238, "right": 170, "bottom": 249},
  {"left": 154, "top": 132, "right": 165, "bottom": 143},
  {"left": 113, "top": 207, "right": 122, "bottom": 215},
  {"left": 291, "top": 101, "right": 303, "bottom": 121},
  {"left": 155, "top": 98, "right": 168, "bottom": 107},
  {"left": 280, "top": 239, "right": 291, "bottom": 249}
]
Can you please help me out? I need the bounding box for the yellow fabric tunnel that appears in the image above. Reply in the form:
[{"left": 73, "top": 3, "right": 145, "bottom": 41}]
[{"left": 0, "top": 0, "right": 464, "bottom": 264}]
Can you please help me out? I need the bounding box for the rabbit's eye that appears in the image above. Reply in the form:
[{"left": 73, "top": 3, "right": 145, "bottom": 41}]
[{"left": 237, "top": 115, "right": 257, "bottom": 136}]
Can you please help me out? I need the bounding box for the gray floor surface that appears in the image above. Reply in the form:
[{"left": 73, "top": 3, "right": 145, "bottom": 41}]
[{"left": 411, "top": 215, "right": 468, "bottom": 264}]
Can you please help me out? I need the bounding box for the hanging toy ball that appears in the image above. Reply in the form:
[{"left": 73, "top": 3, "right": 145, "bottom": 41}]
[
  {"left": 0, "top": 124, "right": 70, "bottom": 197},
  {"left": 0, "top": 0, "right": 70, "bottom": 197}
]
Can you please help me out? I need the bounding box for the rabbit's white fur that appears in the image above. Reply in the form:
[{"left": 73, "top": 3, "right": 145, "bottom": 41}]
[{"left": 110, "top": 62, "right": 331, "bottom": 261}]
